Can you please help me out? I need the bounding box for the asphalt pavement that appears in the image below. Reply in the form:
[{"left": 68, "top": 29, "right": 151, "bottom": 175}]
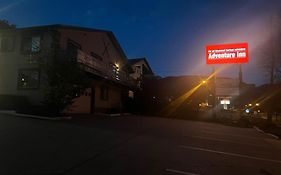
[{"left": 0, "top": 114, "right": 280, "bottom": 175}]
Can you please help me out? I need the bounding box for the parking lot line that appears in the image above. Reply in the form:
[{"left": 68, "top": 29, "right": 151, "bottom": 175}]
[
  {"left": 165, "top": 168, "right": 200, "bottom": 175},
  {"left": 200, "top": 130, "right": 266, "bottom": 140},
  {"left": 188, "top": 136, "right": 269, "bottom": 148},
  {"left": 179, "top": 145, "right": 281, "bottom": 164}
]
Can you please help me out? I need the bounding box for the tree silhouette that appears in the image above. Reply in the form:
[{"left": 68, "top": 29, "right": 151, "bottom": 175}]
[
  {"left": 41, "top": 31, "right": 90, "bottom": 114},
  {"left": 0, "top": 19, "right": 16, "bottom": 29},
  {"left": 251, "top": 12, "right": 281, "bottom": 123}
]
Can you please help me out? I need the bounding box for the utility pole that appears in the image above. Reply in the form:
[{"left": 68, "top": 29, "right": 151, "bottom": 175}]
[
  {"left": 239, "top": 64, "right": 243, "bottom": 93},
  {"left": 270, "top": 15, "right": 275, "bottom": 85},
  {"left": 239, "top": 64, "right": 242, "bottom": 84},
  {"left": 267, "top": 15, "right": 275, "bottom": 123},
  {"left": 211, "top": 66, "right": 217, "bottom": 119}
]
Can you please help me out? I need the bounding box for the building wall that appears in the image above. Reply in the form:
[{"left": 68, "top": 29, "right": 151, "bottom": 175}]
[
  {"left": 94, "top": 82, "right": 122, "bottom": 112},
  {"left": 57, "top": 28, "right": 128, "bottom": 113},
  {"left": 0, "top": 29, "right": 54, "bottom": 105},
  {"left": 130, "top": 60, "right": 150, "bottom": 80},
  {"left": 66, "top": 83, "right": 123, "bottom": 114},
  {"left": 65, "top": 88, "right": 92, "bottom": 114},
  {"left": 0, "top": 26, "right": 130, "bottom": 113},
  {"left": 58, "top": 28, "right": 126, "bottom": 69}
]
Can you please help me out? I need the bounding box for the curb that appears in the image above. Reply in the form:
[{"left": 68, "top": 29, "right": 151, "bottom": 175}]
[
  {"left": 0, "top": 110, "right": 72, "bottom": 121},
  {"left": 95, "top": 113, "right": 132, "bottom": 117},
  {"left": 253, "top": 126, "right": 279, "bottom": 140}
]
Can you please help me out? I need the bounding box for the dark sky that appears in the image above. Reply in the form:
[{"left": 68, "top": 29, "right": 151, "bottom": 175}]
[{"left": 1, "top": 0, "right": 281, "bottom": 85}]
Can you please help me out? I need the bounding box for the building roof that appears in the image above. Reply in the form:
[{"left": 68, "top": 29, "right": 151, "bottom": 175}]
[
  {"left": 0, "top": 24, "right": 110, "bottom": 33},
  {"left": 0, "top": 24, "right": 128, "bottom": 62}
]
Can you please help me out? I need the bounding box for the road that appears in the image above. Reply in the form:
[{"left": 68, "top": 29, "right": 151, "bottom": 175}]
[{"left": 0, "top": 114, "right": 281, "bottom": 175}]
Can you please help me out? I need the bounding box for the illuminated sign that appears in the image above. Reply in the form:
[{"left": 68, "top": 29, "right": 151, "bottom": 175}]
[
  {"left": 216, "top": 78, "right": 239, "bottom": 96},
  {"left": 206, "top": 43, "right": 248, "bottom": 64},
  {"left": 220, "top": 99, "right": 230, "bottom": 105}
]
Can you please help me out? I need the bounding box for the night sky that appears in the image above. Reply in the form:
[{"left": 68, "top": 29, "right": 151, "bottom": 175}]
[{"left": 1, "top": 0, "right": 281, "bottom": 85}]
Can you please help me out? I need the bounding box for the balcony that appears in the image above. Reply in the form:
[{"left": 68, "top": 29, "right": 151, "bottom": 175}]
[
  {"left": 76, "top": 50, "right": 130, "bottom": 84},
  {"left": 77, "top": 49, "right": 104, "bottom": 74}
]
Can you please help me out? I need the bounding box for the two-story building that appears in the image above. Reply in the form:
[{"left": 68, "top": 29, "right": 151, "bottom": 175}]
[
  {"left": 128, "top": 58, "right": 154, "bottom": 88},
  {"left": 0, "top": 24, "right": 134, "bottom": 114}
]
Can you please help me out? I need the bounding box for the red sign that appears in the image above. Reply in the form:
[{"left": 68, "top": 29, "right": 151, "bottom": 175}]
[{"left": 206, "top": 43, "right": 249, "bottom": 64}]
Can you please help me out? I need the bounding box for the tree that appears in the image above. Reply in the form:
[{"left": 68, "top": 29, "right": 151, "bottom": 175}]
[
  {"left": 0, "top": 19, "right": 16, "bottom": 29},
  {"left": 257, "top": 13, "right": 281, "bottom": 84},
  {"left": 255, "top": 12, "right": 281, "bottom": 123},
  {"left": 42, "top": 56, "right": 90, "bottom": 114},
  {"left": 41, "top": 31, "right": 90, "bottom": 114}
]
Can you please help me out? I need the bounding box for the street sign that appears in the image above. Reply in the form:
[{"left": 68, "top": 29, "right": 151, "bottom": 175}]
[
  {"left": 215, "top": 78, "right": 239, "bottom": 96},
  {"left": 206, "top": 43, "right": 248, "bottom": 64}
]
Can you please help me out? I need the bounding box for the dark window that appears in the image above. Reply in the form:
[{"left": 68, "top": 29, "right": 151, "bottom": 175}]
[
  {"left": 67, "top": 39, "right": 81, "bottom": 60},
  {"left": 21, "top": 36, "right": 41, "bottom": 54},
  {"left": 90, "top": 51, "right": 103, "bottom": 61},
  {"left": 0, "top": 36, "right": 15, "bottom": 52},
  {"left": 100, "top": 86, "right": 109, "bottom": 100},
  {"left": 18, "top": 69, "right": 40, "bottom": 89}
]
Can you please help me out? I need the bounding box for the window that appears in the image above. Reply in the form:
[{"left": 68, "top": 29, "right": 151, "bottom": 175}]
[
  {"left": 18, "top": 69, "right": 40, "bottom": 89},
  {"left": 67, "top": 39, "right": 81, "bottom": 60},
  {"left": 21, "top": 36, "right": 41, "bottom": 54},
  {"left": 128, "top": 90, "right": 134, "bottom": 98},
  {"left": 0, "top": 36, "right": 15, "bottom": 52},
  {"left": 135, "top": 65, "right": 141, "bottom": 74},
  {"left": 100, "top": 86, "right": 109, "bottom": 100},
  {"left": 111, "top": 63, "right": 120, "bottom": 80},
  {"left": 90, "top": 51, "right": 103, "bottom": 61}
]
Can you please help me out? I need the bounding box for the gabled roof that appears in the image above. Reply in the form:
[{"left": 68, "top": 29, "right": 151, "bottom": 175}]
[
  {"left": 0, "top": 24, "right": 128, "bottom": 61},
  {"left": 0, "top": 24, "right": 110, "bottom": 33},
  {"left": 129, "top": 57, "right": 154, "bottom": 75}
]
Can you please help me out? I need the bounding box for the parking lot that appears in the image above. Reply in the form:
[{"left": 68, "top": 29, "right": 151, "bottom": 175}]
[{"left": 0, "top": 114, "right": 281, "bottom": 175}]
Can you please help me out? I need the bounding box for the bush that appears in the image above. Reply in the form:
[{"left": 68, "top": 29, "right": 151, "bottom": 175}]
[
  {"left": 16, "top": 105, "right": 62, "bottom": 117},
  {"left": 0, "top": 95, "right": 30, "bottom": 110}
]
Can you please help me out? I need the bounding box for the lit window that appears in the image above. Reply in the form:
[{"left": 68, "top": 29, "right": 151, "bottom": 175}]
[
  {"left": 31, "top": 36, "right": 40, "bottom": 53},
  {"left": 21, "top": 36, "right": 41, "bottom": 54},
  {"left": 112, "top": 63, "right": 120, "bottom": 80},
  {"left": 128, "top": 90, "right": 134, "bottom": 98},
  {"left": 0, "top": 36, "right": 14, "bottom": 52},
  {"left": 18, "top": 69, "right": 40, "bottom": 89}
]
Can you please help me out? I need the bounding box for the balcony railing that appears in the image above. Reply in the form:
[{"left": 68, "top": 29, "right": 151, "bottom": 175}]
[
  {"left": 77, "top": 49, "right": 105, "bottom": 73},
  {"left": 76, "top": 49, "right": 130, "bottom": 84}
]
